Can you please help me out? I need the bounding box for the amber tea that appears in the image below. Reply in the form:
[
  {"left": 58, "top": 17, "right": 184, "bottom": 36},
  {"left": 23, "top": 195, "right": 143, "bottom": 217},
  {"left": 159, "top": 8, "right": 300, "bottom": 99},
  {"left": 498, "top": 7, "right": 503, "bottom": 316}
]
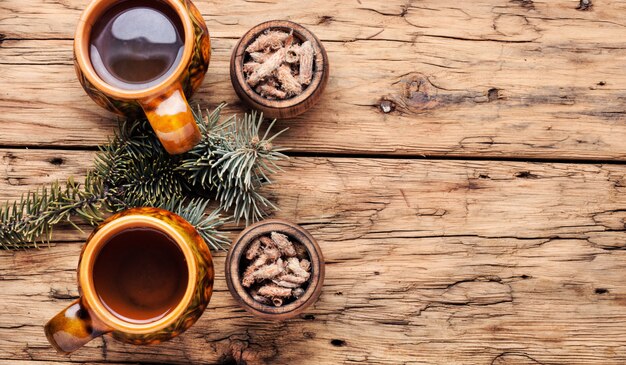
[
  {"left": 89, "top": 0, "right": 185, "bottom": 90},
  {"left": 93, "top": 227, "right": 188, "bottom": 324}
]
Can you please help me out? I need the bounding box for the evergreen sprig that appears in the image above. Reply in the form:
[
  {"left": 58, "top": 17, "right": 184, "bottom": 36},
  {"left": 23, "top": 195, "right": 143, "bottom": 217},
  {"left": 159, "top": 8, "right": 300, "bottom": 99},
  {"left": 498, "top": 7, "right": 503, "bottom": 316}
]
[{"left": 0, "top": 104, "right": 287, "bottom": 250}]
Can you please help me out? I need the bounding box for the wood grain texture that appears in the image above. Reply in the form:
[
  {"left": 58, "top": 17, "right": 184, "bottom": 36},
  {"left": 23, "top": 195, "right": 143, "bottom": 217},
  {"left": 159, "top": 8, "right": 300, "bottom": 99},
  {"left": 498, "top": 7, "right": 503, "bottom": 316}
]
[
  {"left": 2, "top": 0, "right": 626, "bottom": 363},
  {"left": 2, "top": 152, "right": 626, "bottom": 364},
  {"left": 1, "top": 1, "right": 626, "bottom": 160}
]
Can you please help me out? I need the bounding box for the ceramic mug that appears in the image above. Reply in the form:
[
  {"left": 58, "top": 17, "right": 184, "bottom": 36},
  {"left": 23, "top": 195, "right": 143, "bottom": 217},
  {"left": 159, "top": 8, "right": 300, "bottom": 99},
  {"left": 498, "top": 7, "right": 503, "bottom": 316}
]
[
  {"left": 44, "top": 208, "right": 214, "bottom": 354},
  {"left": 74, "top": 0, "right": 211, "bottom": 154}
]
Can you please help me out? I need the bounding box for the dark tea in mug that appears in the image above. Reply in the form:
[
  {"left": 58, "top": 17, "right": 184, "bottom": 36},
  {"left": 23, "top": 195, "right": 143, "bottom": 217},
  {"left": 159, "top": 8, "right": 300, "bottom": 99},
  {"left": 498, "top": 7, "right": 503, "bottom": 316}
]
[
  {"left": 89, "top": 0, "right": 185, "bottom": 90},
  {"left": 93, "top": 227, "right": 189, "bottom": 324}
]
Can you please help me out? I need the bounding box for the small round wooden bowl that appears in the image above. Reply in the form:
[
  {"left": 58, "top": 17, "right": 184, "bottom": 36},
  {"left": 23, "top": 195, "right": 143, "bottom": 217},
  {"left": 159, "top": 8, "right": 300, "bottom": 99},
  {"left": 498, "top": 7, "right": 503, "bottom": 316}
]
[
  {"left": 230, "top": 20, "right": 329, "bottom": 119},
  {"left": 225, "top": 219, "right": 325, "bottom": 320}
]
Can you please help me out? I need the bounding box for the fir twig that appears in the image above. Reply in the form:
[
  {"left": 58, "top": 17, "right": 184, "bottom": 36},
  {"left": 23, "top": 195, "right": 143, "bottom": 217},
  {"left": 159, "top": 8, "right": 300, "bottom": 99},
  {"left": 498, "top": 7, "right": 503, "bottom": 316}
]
[
  {"left": 161, "top": 198, "right": 227, "bottom": 251},
  {"left": 0, "top": 175, "right": 113, "bottom": 249},
  {"left": 180, "top": 107, "right": 288, "bottom": 224},
  {"left": 0, "top": 104, "right": 287, "bottom": 250}
]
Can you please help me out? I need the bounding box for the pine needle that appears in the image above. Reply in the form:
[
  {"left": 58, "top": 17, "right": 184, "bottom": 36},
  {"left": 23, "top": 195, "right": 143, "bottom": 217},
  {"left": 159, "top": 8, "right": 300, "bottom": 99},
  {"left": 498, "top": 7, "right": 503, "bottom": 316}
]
[{"left": 0, "top": 104, "right": 287, "bottom": 250}]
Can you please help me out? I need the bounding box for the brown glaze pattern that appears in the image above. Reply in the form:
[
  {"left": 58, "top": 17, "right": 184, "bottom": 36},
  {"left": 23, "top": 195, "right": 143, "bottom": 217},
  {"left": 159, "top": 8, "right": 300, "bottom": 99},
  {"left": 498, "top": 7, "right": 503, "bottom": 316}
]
[
  {"left": 44, "top": 207, "right": 214, "bottom": 353},
  {"left": 74, "top": 0, "right": 210, "bottom": 118},
  {"left": 44, "top": 298, "right": 110, "bottom": 354}
]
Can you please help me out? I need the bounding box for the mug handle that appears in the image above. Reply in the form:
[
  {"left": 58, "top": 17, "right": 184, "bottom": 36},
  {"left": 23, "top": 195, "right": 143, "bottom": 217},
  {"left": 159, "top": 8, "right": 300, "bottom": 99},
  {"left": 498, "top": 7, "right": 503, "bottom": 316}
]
[
  {"left": 139, "top": 83, "right": 202, "bottom": 155},
  {"left": 44, "top": 298, "right": 111, "bottom": 354}
]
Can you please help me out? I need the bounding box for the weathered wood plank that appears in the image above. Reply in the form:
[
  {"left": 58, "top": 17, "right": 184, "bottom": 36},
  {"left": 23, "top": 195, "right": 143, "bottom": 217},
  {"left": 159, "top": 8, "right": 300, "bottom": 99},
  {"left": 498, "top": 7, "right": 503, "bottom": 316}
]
[
  {"left": 1, "top": 1, "right": 626, "bottom": 159},
  {"left": 1, "top": 151, "right": 626, "bottom": 364},
  {"left": 3, "top": 0, "right": 626, "bottom": 42}
]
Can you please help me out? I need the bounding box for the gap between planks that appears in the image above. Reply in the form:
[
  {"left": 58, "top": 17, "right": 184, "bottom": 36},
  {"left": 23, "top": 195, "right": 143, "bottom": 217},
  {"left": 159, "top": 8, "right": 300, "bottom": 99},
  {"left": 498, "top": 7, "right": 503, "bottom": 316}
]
[{"left": 1, "top": 146, "right": 625, "bottom": 166}]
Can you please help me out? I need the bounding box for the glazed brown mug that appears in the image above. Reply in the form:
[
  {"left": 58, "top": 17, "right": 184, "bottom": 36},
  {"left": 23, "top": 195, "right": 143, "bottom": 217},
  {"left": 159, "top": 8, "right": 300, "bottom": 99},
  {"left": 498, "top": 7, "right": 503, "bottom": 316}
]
[
  {"left": 44, "top": 208, "right": 214, "bottom": 354},
  {"left": 74, "top": 0, "right": 211, "bottom": 154}
]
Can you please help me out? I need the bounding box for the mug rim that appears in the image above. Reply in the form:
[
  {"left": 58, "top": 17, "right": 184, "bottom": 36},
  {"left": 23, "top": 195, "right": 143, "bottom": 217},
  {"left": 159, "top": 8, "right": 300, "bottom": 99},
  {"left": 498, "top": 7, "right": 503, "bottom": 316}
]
[
  {"left": 78, "top": 214, "right": 197, "bottom": 334},
  {"left": 74, "top": 0, "right": 195, "bottom": 100}
]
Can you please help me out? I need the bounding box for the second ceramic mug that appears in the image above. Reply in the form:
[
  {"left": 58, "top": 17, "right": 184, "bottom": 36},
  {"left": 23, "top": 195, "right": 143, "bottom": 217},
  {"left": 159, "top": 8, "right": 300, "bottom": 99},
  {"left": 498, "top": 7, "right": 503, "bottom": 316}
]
[
  {"left": 44, "top": 208, "right": 214, "bottom": 353},
  {"left": 74, "top": 0, "right": 211, "bottom": 154}
]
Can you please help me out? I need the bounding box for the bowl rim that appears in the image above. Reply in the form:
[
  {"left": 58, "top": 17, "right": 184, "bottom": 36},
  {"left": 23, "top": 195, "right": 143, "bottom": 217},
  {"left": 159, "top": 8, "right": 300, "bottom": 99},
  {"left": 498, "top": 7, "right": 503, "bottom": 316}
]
[
  {"left": 230, "top": 20, "right": 328, "bottom": 110},
  {"left": 225, "top": 219, "right": 325, "bottom": 320}
]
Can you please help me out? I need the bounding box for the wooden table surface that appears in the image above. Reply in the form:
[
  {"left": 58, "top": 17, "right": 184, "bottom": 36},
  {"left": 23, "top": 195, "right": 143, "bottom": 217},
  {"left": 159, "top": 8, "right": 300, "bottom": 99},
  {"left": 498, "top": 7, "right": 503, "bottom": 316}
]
[{"left": 2, "top": 0, "right": 626, "bottom": 364}]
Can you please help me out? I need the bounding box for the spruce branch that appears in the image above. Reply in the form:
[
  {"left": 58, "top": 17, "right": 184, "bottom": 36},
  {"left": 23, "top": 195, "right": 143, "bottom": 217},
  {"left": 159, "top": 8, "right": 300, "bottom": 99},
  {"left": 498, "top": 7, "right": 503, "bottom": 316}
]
[
  {"left": 180, "top": 107, "right": 288, "bottom": 223},
  {"left": 0, "top": 175, "right": 114, "bottom": 249},
  {"left": 0, "top": 104, "right": 287, "bottom": 250},
  {"left": 161, "top": 198, "right": 227, "bottom": 251}
]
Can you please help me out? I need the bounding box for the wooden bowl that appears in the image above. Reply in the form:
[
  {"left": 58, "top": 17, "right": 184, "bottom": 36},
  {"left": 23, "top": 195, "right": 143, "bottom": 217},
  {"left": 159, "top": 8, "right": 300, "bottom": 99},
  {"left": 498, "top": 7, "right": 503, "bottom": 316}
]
[
  {"left": 230, "top": 20, "right": 329, "bottom": 119},
  {"left": 225, "top": 219, "right": 325, "bottom": 320}
]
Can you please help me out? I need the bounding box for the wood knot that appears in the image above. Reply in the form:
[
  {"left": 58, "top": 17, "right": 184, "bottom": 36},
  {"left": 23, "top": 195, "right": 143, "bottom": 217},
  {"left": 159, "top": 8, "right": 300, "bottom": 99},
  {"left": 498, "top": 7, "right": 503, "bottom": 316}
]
[
  {"left": 330, "top": 339, "right": 346, "bottom": 347},
  {"left": 317, "top": 15, "right": 334, "bottom": 25},
  {"left": 379, "top": 100, "right": 396, "bottom": 113},
  {"left": 2, "top": 152, "right": 17, "bottom": 162},
  {"left": 487, "top": 88, "right": 501, "bottom": 102},
  {"left": 389, "top": 74, "right": 440, "bottom": 112},
  {"left": 215, "top": 335, "right": 278, "bottom": 364},
  {"left": 404, "top": 78, "right": 438, "bottom": 110},
  {"left": 510, "top": 0, "right": 535, "bottom": 10},
  {"left": 49, "top": 157, "right": 64, "bottom": 166}
]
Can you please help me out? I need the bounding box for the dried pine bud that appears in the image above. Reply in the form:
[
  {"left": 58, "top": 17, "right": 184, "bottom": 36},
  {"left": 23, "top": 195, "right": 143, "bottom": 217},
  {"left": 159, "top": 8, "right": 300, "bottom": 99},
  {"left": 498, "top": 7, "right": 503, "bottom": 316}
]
[
  {"left": 300, "top": 259, "right": 311, "bottom": 272},
  {"left": 251, "top": 254, "right": 269, "bottom": 269},
  {"left": 287, "top": 257, "right": 310, "bottom": 279},
  {"left": 298, "top": 41, "right": 314, "bottom": 85},
  {"left": 243, "top": 61, "right": 261, "bottom": 74},
  {"left": 261, "top": 141, "right": 273, "bottom": 152},
  {"left": 264, "top": 246, "right": 281, "bottom": 261},
  {"left": 242, "top": 255, "right": 263, "bottom": 286},
  {"left": 285, "top": 44, "right": 300, "bottom": 63},
  {"left": 245, "top": 239, "right": 262, "bottom": 260},
  {"left": 250, "top": 289, "right": 272, "bottom": 305},
  {"left": 271, "top": 232, "right": 297, "bottom": 257},
  {"left": 253, "top": 294, "right": 272, "bottom": 305},
  {"left": 242, "top": 267, "right": 255, "bottom": 288},
  {"left": 249, "top": 52, "right": 271, "bottom": 63},
  {"left": 242, "top": 253, "right": 271, "bottom": 287},
  {"left": 246, "top": 30, "right": 290, "bottom": 53},
  {"left": 247, "top": 48, "right": 286, "bottom": 87},
  {"left": 256, "top": 83, "right": 287, "bottom": 99},
  {"left": 273, "top": 279, "right": 301, "bottom": 288},
  {"left": 259, "top": 235, "right": 275, "bottom": 248},
  {"left": 252, "top": 262, "right": 283, "bottom": 281},
  {"left": 285, "top": 45, "right": 301, "bottom": 63},
  {"left": 275, "top": 65, "right": 302, "bottom": 96},
  {"left": 278, "top": 273, "right": 308, "bottom": 285},
  {"left": 258, "top": 284, "right": 292, "bottom": 298},
  {"left": 293, "top": 288, "right": 305, "bottom": 298}
]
